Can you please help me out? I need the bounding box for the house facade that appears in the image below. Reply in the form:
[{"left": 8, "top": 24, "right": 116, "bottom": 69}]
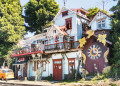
[
  {"left": 11, "top": 8, "right": 112, "bottom": 81},
  {"left": 82, "top": 11, "right": 112, "bottom": 73}
]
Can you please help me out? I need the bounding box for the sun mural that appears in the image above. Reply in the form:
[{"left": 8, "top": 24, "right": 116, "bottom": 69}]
[
  {"left": 79, "top": 37, "right": 86, "bottom": 48},
  {"left": 97, "top": 34, "right": 107, "bottom": 46}
]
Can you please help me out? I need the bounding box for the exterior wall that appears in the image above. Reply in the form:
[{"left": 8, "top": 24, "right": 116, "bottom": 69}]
[
  {"left": 41, "top": 51, "right": 82, "bottom": 80},
  {"left": 106, "top": 17, "right": 111, "bottom": 29},
  {"left": 55, "top": 9, "right": 78, "bottom": 41},
  {"left": 29, "top": 61, "right": 36, "bottom": 77},
  {"left": 91, "top": 21, "right": 97, "bottom": 30},
  {"left": 77, "top": 16, "right": 82, "bottom": 40},
  {"left": 42, "top": 59, "right": 52, "bottom": 77}
]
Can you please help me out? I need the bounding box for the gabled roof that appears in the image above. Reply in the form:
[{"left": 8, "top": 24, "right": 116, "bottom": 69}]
[
  {"left": 25, "top": 33, "right": 47, "bottom": 44},
  {"left": 53, "top": 6, "right": 89, "bottom": 22},
  {"left": 88, "top": 10, "right": 113, "bottom": 27},
  {"left": 46, "top": 24, "right": 68, "bottom": 38},
  {"left": 71, "top": 8, "right": 89, "bottom": 14}
]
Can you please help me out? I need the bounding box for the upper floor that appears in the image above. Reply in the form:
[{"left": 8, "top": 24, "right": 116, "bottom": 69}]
[
  {"left": 88, "top": 11, "right": 112, "bottom": 30},
  {"left": 11, "top": 8, "right": 112, "bottom": 57}
]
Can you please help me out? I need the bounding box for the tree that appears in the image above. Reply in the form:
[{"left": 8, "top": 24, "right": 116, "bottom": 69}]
[
  {"left": 109, "top": 0, "right": 120, "bottom": 65},
  {"left": 87, "top": 7, "right": 108, "bottom": 19},
  {"left": 24, "top": 0, "right": 59, "bottom": 34},
  {"left": 108, "top": 0, "right": 120, "bottom": 78},
  {"left": 0, "top": 0, "right": 26, "bottom": 64},
  {"left": 110, "top": 0, "right": 120, "bottom": 19}
]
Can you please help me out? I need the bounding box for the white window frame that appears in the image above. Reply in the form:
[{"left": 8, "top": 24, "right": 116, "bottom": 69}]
[{"left": 97, "top": 19, "right": 106, "bottom": 29}]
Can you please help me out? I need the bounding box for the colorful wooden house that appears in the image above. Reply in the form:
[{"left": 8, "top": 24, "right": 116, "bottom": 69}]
[
  {"left": 11, "top": 8, "right": 112, "bottom": 81},
  {"left": 11, "top": 6, "right": 89, "bottom": 81}
]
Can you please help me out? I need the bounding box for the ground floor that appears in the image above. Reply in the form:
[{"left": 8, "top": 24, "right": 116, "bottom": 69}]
[
  {"left": 13, "top": 51, "right": 82, "bottom": 81},
  {"left": 27, "top": 51, "right": 82, "bottom": 81}
]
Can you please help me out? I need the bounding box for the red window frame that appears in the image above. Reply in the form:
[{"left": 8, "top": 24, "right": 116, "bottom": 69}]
[
  {"left": 62, "top": 11, "right": 68, "bottom": 17},
  {"left": 68, "top": 58, "right": 75, "bottom": 74},
  {"left": 65, "top": 18, "right": 72, "bottom": 30},
  {"left": 45, "top": 40, "right": 48, "bottom": 45}
]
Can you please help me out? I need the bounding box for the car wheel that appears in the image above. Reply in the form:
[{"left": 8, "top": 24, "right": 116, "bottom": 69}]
[{"left": 2, "top": 77, "right": 4, "bottom": 81}]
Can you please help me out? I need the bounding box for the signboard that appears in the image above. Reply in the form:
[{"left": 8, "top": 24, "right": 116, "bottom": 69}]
[{"left": 17, "top": 58, "right": 25, "bottom": 62}]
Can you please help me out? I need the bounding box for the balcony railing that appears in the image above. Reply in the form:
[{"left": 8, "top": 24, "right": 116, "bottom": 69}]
[
  {"left": 12, "top": 41, "right": 79, "bottom": 56},
  {"left": 12, "top": 47, "right": 44, "bottom": 56},
  {"left": 45, "top": 41, "right": 79, "bottom": 50}
]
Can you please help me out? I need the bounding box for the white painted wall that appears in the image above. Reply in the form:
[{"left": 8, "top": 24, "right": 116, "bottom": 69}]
[
  {"left": 55, "top": 9, "right": 78, "bottom": 41},
  {"left": 41, "top": 51, "right": 82, "bottom": 80},
  {"left": 29, "top": 61, "right": 36, "bottom": 77}
]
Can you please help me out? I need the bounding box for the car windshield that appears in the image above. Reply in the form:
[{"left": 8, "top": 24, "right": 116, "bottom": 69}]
[{"left": 2, "top": 69, "right": 13, "bottom": 73}]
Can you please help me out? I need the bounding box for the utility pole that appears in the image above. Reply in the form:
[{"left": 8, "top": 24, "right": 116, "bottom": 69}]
[{"left": 102, "top": 0, "right": 105, "bottom": 10}]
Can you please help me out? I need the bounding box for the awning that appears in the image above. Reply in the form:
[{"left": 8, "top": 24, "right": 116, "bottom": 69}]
[{"left": 12, "top": 62, "right": 27, "bottom": 66}]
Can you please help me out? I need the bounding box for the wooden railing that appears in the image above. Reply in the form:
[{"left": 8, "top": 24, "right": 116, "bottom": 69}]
[
  {"left": 12, "top": 47, "right": 44, "bottom": 56},
  {"left": 12, "top": 41, "right": 79, "bottom": 56},
  {"left": 45, "top": 41, "right": 79, "bottom": 50}
]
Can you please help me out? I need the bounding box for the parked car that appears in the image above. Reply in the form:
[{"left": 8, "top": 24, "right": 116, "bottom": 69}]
[{"left": 0, "top": 69, "right": 14, "bottom": 80}]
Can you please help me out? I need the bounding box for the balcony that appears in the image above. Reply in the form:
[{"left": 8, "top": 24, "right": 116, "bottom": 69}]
[
  {"left": 11, "top": 47, "right": 44, "bottom": 57},
  {"left": 11, "top": 41, "right": 79, "bottom": 57},
  {"left": 45, "top": 41, "right": 79, "bottom": 51}
]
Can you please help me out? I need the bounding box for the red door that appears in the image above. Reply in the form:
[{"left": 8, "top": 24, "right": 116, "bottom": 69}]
[{"left": 53, "top": 59, "right": 62, "bottom": 81}]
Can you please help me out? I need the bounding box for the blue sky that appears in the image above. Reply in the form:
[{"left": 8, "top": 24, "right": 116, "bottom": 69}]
[
  {"left": 20, "top": 0, "right": 117, "bottom": 37},
  {"left": 20, "top": 0, "right": 117, "bottom": 13}
]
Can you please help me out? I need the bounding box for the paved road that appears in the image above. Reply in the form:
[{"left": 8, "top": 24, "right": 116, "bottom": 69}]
[{"left": 0, "top": 83, "right": 22, "bottom": 86}]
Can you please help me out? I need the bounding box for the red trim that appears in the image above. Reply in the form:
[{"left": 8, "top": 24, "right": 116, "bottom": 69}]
[
  {"left": 65, "top": 17, "right": 72, "bottom": 29},
  {"left": 62, "top": 11, "right": 68, "bottom": 17},
  {"left": 68, "top": 58, "right": 75, "bottom": 74},
  {"left": 53, "top": 59, "right": 62, "bottom": 81},
  {"left": 11, "top": 51, "right": 44, "bottom": 57}
]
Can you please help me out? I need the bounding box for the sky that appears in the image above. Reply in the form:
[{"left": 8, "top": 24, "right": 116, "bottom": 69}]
[{"left": 20, "top": 0, "right": 118, "bottom": 37}]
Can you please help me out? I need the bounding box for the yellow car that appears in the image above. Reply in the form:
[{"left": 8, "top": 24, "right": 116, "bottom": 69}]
[{"left": 0, "top": 69, "right": 14, "bottom": 80}]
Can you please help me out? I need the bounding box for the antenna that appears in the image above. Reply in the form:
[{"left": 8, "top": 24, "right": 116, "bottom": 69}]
[
  {"left": 63, "top": 0, "right": 67, "bottom": 6},
  {"left": 102, "top": 1, "right": 105, "bottom": 10},
  {"left": 96, "top": 0, "right": 114, "bottom": 10}
]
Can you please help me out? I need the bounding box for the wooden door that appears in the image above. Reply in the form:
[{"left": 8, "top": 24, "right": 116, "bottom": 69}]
[
  {"left": 92, "top": 62, "right": 99, "bottom": 73},
  {"left": 53, "top": 59, "right": 62, "bottom": 81}
]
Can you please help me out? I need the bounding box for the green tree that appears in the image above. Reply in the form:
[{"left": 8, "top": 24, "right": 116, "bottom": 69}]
[
  {"left": 108, "top": 0, "right": 120, "bottom": 78},
  {"left": 87, "top": 7, "right": 108, "bottom": 19},
  {"left": 0, "top": 0, "right": 26, "bottom": 63},
  {"left": 109, "top": 0, "right": 120, "bottom": 65},
  {"left": 110, "top": 0, "right": 120, "bottom": 20},
  {"left": 24, "top": 0, "right": 59, "bottom": 34}
]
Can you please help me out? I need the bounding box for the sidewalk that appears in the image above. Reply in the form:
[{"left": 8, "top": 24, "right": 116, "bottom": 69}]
[{"left": 0, "top": 80, "right": 59, "bottom": 86}]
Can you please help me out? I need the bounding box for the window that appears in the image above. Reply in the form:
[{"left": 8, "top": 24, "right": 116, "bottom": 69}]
[
  {"left": 42, "top": 41, "right": 44, "bottom": 44},
  {"left": 55, "top": 36, "right": 59, "bottom": 42},
  {"left": 62, "top": 11, "right": 68, "bottom": 17},
  {"left": 68, "top": 58, "right": 75, "bottom": 74},
  {"left": 45, "top": 40, "right": 48, "bottom": 45},
  {"left": 53, "top": 30, "right": 56, "bottom": 33},
  {"left": 80, "top": 10, "right": 86, "bottom": 15},
  {"left": 66, "top": 18, "right": 72, "bottom": 29},
  {"left": 97, "top": 20, "right": 106, "bottom": 29}
]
